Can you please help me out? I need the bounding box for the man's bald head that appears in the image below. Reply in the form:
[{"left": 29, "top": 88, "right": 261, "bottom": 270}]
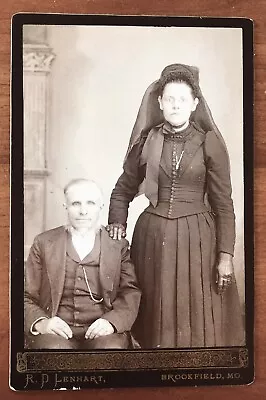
[{"left": 63, "top": 179, "right": 104, "bottom": 232}]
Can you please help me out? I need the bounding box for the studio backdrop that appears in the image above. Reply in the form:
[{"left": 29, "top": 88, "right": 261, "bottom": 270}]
[{"left": 23, "top": 24, "right": 244, "bottom": 305}]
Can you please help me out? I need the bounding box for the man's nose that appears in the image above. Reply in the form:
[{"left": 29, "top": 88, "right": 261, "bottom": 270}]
[{"left": 79, "top": 205, "right": 88, "bottom": 215}]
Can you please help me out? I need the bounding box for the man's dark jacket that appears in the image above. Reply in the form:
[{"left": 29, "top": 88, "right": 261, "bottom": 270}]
[{"left": 24, "top": 226, "right": 141, "bottom": 334}]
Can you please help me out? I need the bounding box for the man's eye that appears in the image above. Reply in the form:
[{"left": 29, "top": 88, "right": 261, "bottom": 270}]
[
  {"left": 87, "top": 201, "right": 95, "bottom": 206},
  {"left": 72, "top": 202, "right": 80, "bottom": 206},
  {"left": 165, "top": 97, "right": 174, "bottom": 102}
]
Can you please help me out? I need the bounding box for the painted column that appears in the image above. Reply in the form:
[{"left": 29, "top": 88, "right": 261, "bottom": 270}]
[{"left": 23, "top": 34, "right": 55, "bottom": 259}]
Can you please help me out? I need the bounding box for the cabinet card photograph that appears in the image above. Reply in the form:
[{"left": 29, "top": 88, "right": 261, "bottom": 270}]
[{"left": 10, "top": 14, "right": 254, "bottom": 390}]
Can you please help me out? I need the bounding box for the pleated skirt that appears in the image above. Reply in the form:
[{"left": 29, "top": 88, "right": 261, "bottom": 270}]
[{"left": 131, "top": 211, "right": 245, "bottom": 348}]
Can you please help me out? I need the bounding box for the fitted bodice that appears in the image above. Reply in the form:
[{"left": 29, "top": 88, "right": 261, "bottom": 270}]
[
  {"left": 145, "top": 130, "right": 209, "bottom": 219},
  {"left": 109, "top": 122, "right": 235, "bottom": 254}
]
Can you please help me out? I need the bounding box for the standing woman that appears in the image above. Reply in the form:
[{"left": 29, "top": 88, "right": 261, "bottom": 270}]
[{"left": 107, "top": 64, "right": 245, "bottom": 348}]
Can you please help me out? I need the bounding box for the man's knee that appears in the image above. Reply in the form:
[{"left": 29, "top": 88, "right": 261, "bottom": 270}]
[
  {"left": 25, "top": 334, "right": 77, "bottom": 350},
  {"left": 85, "top": 333, "right": 129, "bottom": 349}
]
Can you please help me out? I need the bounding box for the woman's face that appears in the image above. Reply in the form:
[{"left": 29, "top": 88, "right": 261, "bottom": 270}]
[{"left": 158, "top": 81, "right": 199, "bottom": 127}]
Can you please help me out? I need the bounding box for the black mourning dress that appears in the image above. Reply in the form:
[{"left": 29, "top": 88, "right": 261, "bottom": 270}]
[{"left": 108, "top": 121, "right": 245, "bottom": 348}]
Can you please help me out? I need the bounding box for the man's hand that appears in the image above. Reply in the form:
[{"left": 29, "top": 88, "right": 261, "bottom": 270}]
[
  {"left": 106, "top": 223, "right": 126, "bottom": 240},
  {"left": 216, "top": 252, "right": 234, "bottom": 295},
  {"left": 85, "top": 318, "right": 114, "bottom": 339},
  {"left": 34, "top": 316, "right": 73, "bottom": 339}
]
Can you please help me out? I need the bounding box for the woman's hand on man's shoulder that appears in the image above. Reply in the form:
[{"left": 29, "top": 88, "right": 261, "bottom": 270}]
[{"left": 106, "top": 223, "right": 126, "bottom": 241}]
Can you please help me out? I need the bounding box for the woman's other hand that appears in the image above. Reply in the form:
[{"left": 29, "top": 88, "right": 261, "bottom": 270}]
[
  {"left": 216, "top": 252, "right": 234, "bottom": 295},
  {"left": 106, "top": 223, "right": 126, "bottom": 240}
]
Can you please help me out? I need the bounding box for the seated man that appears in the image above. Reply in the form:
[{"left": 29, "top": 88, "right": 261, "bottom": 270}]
[{"left": 24, "top": 179, "right": 141, "bottom": 349}]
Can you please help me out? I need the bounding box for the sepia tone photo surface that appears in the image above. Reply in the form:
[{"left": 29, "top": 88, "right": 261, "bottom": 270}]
[{"left": 10, "top": 14, "right": 253, "bottom": 391}]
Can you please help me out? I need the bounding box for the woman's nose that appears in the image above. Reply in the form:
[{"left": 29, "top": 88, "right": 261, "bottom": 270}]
[{"left": 172, "top": 99, "right": 181, "bottom": 109}]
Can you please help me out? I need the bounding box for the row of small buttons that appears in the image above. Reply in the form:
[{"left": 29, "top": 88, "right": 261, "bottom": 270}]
[
  {"left": 76, "top": 265, "right": 83, "bottom": 293},
  {"left": 168, "top": 142, "right": 180, "bottom": 218}
]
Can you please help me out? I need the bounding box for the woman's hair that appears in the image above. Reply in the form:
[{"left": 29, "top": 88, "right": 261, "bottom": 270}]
[{"left": 158, "top": 69, "right": 200, "bottom": 98}]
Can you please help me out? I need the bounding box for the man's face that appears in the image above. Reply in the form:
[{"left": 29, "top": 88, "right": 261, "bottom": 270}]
[
  {"left": 158, "top": 81, "right": 198, "bottom": 127},
  {"left": 65, "top": 182, "right": 102, "bottom": 231}
]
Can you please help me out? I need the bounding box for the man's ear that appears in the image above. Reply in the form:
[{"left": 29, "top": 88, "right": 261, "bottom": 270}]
[
  {"left": 158, "top": 96, "right": 163, "bottom": 111},
  {"left": 192, "top": 97, "right": 199, "bottom": 112}
]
